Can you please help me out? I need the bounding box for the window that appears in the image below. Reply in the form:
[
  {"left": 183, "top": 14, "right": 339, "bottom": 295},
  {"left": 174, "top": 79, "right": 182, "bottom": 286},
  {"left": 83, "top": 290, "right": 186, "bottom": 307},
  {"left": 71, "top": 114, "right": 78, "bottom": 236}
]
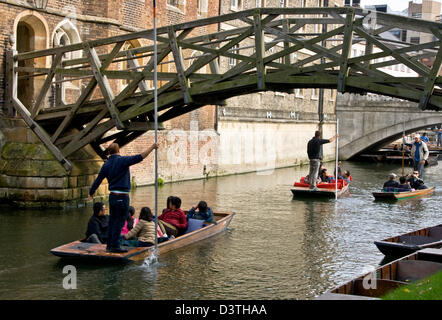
[
  {"left": 256, "top": 0, "right": 264, "bottom": 7},
  {"left": 197, "top": 0, "right": 208, "bottom": 15},
  {"left": 231, "top": 0, "right": 241, "bottom": 11},
  {"left": 295, "top": 88, "right": 304, "bottom": 98},
  {"left": 410, "top": 37, "right": 420, "bottom": 44},
  {"left": 167, "top": 0, "right": 185, "bottom": 11},
  {"left": 168, "top": 0, "right": 179, "bottom": 7},
  {"left": 229, "top": 44, "right": 239, "bottom": 69},
  {"left": 280, "top": 0, "right": 286, "bottom": 7},
  {"left": 311, "top": 88, "right": 319, "bottom": 100}
]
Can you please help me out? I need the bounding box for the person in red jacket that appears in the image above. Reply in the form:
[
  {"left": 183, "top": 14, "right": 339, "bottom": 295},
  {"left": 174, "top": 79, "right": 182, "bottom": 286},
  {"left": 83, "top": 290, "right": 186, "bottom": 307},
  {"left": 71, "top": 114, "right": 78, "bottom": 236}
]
[{"left": 158, "top": 196, "right": 188, "bottom": 237}]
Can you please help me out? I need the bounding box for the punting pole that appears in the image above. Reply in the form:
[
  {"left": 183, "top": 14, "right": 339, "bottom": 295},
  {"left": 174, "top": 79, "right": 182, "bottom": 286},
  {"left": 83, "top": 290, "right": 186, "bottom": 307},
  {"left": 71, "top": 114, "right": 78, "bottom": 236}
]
[
  {"left": 153, "top": 0, "right": 159, "bottom": 259},
  {"left": 402, "top": 119, "right": 405, "bottom": 176},
  {"left": 335, "top": 119, "right": 339, "bottom": 200}
]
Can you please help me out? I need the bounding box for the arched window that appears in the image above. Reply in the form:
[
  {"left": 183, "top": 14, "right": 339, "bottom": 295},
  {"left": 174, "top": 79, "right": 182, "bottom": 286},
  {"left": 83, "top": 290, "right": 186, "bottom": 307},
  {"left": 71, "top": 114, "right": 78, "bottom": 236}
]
[
  {"left": 15, "top": 12, "right": 49, "bottom": 109},
  {"left": 52, "top": 20, "right": 82, "bottom": 105}
]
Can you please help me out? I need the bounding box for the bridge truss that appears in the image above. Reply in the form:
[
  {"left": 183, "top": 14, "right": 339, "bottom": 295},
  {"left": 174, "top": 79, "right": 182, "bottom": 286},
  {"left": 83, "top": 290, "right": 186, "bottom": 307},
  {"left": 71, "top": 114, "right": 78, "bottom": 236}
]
[{"left": 5, "top": 7, "right": 442, "bottom": 170}]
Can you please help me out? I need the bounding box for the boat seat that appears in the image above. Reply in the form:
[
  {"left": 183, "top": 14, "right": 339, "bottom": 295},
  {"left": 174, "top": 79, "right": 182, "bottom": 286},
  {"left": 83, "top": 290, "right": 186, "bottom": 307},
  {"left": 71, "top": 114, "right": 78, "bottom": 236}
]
[
  {"left": 396, "top": 260, "right": 442, "bottom": 283},
  {"left": 351, "top": 279, "right": 406, "bottom": 297},
  {"left": 398, "top": 235, "right": 439, "bottom": 246},
  {"left": 428, "top": 227, "right": 442, "bottom": 239},
  {"left": 185, "top": 218, "right": 205, "bottom": 234}
]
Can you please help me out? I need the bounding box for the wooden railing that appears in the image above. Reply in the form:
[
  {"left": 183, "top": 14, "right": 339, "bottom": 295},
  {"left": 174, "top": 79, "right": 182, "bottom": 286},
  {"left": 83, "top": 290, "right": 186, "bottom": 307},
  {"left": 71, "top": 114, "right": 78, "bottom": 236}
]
[{"left": 5, "top": 7, "right": 442, "bottom": 170}]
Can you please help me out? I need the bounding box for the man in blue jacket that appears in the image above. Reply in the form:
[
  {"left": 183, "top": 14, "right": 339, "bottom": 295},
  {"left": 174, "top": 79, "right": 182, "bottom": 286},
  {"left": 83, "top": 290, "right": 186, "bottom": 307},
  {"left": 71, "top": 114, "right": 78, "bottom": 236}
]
[{"left": 89, "top": 142, "right": 158, "bottom": 253}]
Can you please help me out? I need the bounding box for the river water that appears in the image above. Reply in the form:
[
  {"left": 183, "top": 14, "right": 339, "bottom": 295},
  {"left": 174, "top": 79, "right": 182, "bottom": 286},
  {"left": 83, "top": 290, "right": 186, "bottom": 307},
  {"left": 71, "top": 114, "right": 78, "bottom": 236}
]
[{"left": 0, "top": 161, "right": 441, "bottom": 300}]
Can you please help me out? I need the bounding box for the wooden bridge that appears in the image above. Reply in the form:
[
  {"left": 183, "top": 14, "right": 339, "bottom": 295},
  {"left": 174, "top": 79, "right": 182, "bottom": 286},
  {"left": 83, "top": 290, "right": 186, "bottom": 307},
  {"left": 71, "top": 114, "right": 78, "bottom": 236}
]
[{"left": 5, "top": 7, "right": 442, "bottom": 171}]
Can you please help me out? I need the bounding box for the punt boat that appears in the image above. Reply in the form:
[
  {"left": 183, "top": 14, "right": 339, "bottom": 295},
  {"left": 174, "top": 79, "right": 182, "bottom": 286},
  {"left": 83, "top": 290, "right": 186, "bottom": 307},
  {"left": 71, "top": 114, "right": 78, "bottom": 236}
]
[
  {"left": 316, "top": 248, "right": 442, "bottom": 300},
  {"left": 374, "top": 224, "right": 442, "bottom": 258},
  {"left": 50, "top": 211, "right": 235, "bottom": 263},
  {"left": 291, "top": 177, "right": 350, "bottom": 199},
  {"left": 373, "top": 187, "right": 435, "bottom": 201}
]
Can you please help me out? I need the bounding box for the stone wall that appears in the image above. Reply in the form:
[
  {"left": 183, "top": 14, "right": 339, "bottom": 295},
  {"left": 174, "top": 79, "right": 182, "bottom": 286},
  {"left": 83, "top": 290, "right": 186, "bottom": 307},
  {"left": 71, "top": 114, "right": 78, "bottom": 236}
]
[{"left": 0, "top": 117, "right": 107, "bottom": 208}]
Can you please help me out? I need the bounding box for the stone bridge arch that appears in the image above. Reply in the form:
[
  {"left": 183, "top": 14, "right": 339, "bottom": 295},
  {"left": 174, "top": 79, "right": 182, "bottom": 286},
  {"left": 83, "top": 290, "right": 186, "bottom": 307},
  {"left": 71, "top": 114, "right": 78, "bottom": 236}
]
[{"left": 337, "top": 93, "right": 442, "bottom": 160}]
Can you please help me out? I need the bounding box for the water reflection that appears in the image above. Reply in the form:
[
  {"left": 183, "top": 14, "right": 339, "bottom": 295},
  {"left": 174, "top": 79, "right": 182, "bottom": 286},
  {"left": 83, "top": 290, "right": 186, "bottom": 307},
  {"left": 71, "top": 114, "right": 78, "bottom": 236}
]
[{"left": 0, "top": 161, "right": 441, "bottom": 300}]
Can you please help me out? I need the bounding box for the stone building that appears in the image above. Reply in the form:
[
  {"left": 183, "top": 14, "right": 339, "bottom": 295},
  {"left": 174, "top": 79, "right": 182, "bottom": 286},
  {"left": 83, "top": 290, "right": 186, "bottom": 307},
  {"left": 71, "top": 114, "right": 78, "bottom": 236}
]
[
  {"left": 0, "top": 0, "right": 341, "bottom": 207},
  {"left": 0, "top": 0, "right": 220, "bottom": 207}
]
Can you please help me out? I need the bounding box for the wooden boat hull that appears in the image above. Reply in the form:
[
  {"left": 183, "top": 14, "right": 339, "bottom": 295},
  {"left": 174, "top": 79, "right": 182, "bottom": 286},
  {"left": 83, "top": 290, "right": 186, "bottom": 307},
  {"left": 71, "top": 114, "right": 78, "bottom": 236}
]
[
  {"left": 316, "top": 248, "right": 442, "bottom": 300},
  {"left": 291, "top": 184, "right": 349, "bottom": 199},
  {"left": 50, "top": 212, "right": 235, "bottom": 263},
  {"left": 373, "top": 187, "right": 435, "bottom": 201},
  {"left": 374, "top": 224, "right": 442, "bottom": 258}
]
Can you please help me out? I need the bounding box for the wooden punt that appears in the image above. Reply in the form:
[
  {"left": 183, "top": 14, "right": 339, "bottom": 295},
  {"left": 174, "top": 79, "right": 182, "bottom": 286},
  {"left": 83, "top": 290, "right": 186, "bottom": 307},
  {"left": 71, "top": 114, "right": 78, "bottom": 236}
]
[
  {"left": 316, "top": 248, "right": 442, "bottom": 300},
  {"left": 373, "top": 187, "right": 435, "bottom": 201},
  {"left": 291, "top": 184, "right": 349, "bottom": 199},
  {"left": 50, "top": 211, "right": 235, "bottom": 263},
  {"left": 374, "top": 224, "right": 442, "bottom": 258}
]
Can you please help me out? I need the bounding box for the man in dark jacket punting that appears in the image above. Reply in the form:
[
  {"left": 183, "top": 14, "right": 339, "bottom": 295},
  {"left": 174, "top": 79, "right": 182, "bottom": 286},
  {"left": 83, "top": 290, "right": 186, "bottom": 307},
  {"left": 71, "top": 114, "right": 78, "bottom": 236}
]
[
  {"left": 85, "top": 202, "right": 109, "bottom": 244},
  {"left": 89, "top": 142, "right": 158, "bottom": 253},
  {"left": 307, "top": 131, "right": 338, "bottom": 190}
]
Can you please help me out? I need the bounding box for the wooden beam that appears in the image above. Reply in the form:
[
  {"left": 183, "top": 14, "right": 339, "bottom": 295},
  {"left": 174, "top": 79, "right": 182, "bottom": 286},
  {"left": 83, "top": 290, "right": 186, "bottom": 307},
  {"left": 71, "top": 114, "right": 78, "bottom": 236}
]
[
  {"left": 12, "top": 98, "right": 72, "bottom": 171},
  {"left": 126, "top": 51, "right": 150, "bottom": 92},
  {"left": 4, "top": 49, "right": 15, "bottom": 117},
  {"left": 354, "top": 26, "right": 431, "bottom": 77},
  {"left": 253, "top": 13, "right": 266, "bottom": 90},
  {"left": 169, "top": 27, "right": 193, "bottom": 104},
  {"left": 31, "top": 53, "right": 63, "bottom": 118},
  {"left": 419, "top": 42, "right": 442, "bottom": 110},
  {"left": 85, "top": 44, "right": 125, "bottom": 130},
  {"left": 51, "top": 41, "right": 125, "bottom": 144},
  {"left": 337, "top": 11, "right": 355, "bottom": 93}
]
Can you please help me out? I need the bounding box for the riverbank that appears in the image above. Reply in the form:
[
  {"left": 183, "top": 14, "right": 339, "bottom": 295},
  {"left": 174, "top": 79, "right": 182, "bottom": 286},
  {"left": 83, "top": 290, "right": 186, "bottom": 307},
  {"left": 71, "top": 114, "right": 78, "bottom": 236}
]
[{"left": 382, "top": 270, "right": 442, "bottom": 300}]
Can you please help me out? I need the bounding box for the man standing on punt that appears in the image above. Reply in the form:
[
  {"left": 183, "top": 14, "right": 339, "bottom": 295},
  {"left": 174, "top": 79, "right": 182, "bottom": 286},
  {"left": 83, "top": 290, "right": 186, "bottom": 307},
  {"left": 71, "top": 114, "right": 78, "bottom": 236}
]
[
  {"left": 89, "top": 142, "right": 159, "bottom": 253},
  {"left": 307, "top": 131, "right": 338, "bottom": 191}
]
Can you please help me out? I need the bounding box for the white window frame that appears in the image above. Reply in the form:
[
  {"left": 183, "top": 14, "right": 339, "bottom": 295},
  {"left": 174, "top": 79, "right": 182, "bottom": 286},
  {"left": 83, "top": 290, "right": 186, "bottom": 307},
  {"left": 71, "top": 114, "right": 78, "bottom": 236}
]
[
  {"left": 231, "top": 0, "right": 241, "bottom": 11},
  {"left": 311, "top": 88, "right": 319, "bottom": 100},
  {"left": 295, "top": 88, "right": 304, "bottom": 98},
  {"left": 229, "top": 44, "right": 239, "bottom": 69}
]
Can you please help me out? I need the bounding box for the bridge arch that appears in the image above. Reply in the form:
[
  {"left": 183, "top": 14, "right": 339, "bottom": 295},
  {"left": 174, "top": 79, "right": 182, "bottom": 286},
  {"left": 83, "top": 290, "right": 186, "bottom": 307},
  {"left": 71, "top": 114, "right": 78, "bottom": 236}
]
[{"left": 338, "top": 109, "right": 442, "bottom": 160}]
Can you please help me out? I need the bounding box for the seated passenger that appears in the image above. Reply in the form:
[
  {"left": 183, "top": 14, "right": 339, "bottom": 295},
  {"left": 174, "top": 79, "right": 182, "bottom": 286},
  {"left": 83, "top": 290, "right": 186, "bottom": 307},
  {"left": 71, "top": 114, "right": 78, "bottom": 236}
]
[
  {"left": 84, "top": 202, "right": 109, "bottom": 244},
  {"left": 187, "top": 201, "right": 214, "bottom": 223},
  {"left": 383, "top": 173, "right": 400, "bottom": 189},
  {"left": 121, "top": 206, "right": 138, "bottom": 235},
  {"left": 397, "top": 176, "right": 412, "bottom": 191},
  {"left": 319, "top": 169, "right": 332, "bottom": 183},
  {"left": 123, "top": 207, "right": 156, "bottom": 247},
  {"left": 304, "top": 174, "right": 321, "bottom": 185},
  {"left": 408, "top": 171, "right": 428, "bottom": 190},
  {"left": 158, "top": 196, "right": 188, "bottom": 237},
  {"left": 334, "top": 161, "right": 343, "bottom": 179},
  {"left": 342, "top": 170, "right": 351, "bottom": 184}
]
